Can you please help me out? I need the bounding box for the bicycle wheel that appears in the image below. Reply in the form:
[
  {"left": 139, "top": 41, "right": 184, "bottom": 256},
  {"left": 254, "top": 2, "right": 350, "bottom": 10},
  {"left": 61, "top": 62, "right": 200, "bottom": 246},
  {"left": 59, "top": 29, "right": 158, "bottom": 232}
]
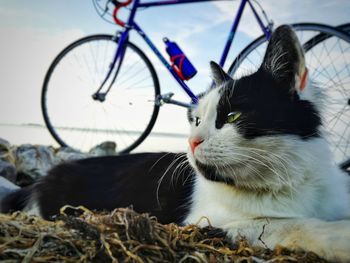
[
  {"left": 42, "top": 34, "right": 160, "bottom": 154},
  {"left": 339, "top": 23, "right": 350, "bottom": 33},
  {"left": 228, "top": 23, "right": 350, "bottom": 170}
]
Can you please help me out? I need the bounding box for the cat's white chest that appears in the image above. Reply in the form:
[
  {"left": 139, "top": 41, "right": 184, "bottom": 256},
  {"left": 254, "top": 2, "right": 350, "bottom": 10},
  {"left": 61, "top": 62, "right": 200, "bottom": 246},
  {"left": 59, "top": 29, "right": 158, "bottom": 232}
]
[
  {"left": 184, "top": 176, "right": 248, "bottom": 226},
  {"left": 185, "top": 163, "right": 350, "bottom": 228},
  {"left": 184, "top": 175, "right": 302, "bottom": 227}
]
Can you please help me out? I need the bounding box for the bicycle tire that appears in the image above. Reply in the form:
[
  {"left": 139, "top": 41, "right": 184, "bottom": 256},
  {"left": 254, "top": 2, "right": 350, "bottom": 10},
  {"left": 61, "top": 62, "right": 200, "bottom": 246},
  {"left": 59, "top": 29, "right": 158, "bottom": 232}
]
[
  {"left": 302, "top": 23, "right": 350, "bottom": 50},
  {"left": 228, "top": 23, "right": 350, "bottom": 170},
  {"left": 42, "top": 34, "right": 160, "bottom": 154},
  {"left": 338, "top": 23, "right": 350, "bottom": 33}
]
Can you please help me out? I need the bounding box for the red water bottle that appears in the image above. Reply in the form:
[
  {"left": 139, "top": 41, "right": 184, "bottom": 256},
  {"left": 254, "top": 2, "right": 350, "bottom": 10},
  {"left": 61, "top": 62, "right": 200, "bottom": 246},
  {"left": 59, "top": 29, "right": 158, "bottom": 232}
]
[{"left": 164, "top": 38, "right": 197, "bottom": 81}]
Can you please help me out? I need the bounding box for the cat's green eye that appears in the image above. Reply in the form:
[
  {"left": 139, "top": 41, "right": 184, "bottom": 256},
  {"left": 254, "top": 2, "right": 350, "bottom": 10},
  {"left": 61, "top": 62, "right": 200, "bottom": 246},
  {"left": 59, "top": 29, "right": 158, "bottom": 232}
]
[{"left": 227, "top": 112, "right": 241, "bottom": 123}]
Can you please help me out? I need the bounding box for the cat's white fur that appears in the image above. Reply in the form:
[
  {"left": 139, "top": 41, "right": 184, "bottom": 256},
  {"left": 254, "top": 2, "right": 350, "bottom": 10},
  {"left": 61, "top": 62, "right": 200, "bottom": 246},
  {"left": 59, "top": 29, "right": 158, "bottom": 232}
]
[
  {"left": 185, "top": 81, "right": 350, "bottom": 261},
  {"left": 24, "top": 201, "right": 42, "bottom": 217}
]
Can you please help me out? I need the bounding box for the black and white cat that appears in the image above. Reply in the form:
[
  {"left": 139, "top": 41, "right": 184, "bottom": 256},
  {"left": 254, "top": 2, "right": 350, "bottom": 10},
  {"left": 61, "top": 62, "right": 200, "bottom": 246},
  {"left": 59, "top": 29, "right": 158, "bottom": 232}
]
[{"left": 1, "top": 25, "right": 350, "bottom": 261}]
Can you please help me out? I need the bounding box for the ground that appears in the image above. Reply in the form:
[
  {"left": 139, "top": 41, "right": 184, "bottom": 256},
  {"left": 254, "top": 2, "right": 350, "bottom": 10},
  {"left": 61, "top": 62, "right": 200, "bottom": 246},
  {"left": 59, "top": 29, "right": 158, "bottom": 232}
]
[{"left": 0, "top": 207, "right": 327, "bottom": 263}]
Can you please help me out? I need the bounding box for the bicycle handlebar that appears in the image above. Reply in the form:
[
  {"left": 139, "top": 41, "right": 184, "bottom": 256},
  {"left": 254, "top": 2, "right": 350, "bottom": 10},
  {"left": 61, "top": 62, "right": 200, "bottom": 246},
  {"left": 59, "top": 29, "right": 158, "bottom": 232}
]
[{"left": 112, "top": 0, "right": 133, "bottom": 27}]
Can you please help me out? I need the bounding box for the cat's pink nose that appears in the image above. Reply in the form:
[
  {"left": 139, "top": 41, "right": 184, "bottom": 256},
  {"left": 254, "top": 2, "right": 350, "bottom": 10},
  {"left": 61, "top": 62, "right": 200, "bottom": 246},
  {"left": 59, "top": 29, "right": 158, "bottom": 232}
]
[{"left": 189, "top": 137, "right": 204, "bottom": 154}]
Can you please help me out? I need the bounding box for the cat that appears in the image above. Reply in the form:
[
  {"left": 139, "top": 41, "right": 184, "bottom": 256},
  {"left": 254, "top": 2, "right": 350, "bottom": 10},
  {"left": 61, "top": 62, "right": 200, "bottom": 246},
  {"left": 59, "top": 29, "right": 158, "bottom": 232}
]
[
  {"left": 185, "top": 25, "right": 350, "bottom": 262},
  {"left": 1, "top": 25, "right": 350, "bottom": 262}
]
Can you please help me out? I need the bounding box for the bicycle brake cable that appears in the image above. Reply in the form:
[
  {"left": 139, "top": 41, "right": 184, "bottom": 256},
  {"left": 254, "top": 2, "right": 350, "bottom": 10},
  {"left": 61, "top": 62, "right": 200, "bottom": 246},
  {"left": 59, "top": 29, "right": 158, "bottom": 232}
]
[
  {"left": 92, "top": 0, "right": 116, "bottom": 25},
  {"left": 252, "top": 0, "right": 274, "bottom": 30}
]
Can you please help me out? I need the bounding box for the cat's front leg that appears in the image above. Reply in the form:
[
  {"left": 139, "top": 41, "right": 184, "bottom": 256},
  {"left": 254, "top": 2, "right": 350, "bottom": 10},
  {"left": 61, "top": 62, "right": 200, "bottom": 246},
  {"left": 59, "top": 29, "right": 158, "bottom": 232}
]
[{"left": 223, "top": 218, "right": 350, "bottom": 262}]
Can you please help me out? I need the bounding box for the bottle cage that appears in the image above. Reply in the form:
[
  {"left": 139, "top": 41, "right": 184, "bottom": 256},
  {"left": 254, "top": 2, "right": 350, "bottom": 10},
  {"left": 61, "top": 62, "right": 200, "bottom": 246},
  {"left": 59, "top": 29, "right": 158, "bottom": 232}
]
[{"left": 170, "top": 54, "right": 188, "bottom": 81}]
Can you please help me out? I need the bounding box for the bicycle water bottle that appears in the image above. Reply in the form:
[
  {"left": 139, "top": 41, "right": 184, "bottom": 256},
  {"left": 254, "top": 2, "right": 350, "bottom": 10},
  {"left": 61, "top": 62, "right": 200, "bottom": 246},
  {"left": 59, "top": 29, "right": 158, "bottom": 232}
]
[{"left": 164, "top": 38, "right": 197, "bottom": 81}]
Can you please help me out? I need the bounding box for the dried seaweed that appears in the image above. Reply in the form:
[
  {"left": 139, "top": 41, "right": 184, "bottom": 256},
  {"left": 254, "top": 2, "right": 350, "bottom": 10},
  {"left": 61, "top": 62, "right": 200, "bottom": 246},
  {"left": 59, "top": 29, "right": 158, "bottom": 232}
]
[{"left": 0, "top": 207, "right": 327, "bottom": 262}]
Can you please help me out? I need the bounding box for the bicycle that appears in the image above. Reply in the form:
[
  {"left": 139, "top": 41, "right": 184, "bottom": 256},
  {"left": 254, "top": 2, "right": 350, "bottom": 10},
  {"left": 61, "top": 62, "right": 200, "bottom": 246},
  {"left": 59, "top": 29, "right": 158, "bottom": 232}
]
[{"left": 41, "top": 0, "right": 350, "bottom": 171}]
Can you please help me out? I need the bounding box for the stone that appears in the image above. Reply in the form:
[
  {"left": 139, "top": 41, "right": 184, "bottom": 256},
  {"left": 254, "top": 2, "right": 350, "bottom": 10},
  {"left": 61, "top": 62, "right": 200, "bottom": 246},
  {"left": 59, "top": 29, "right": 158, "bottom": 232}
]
[
  {"left": 15, "top": 171, "right": 35, "bottom": 187},
  {"left": 0, "top": 176, "right": 19, "bottom": 191},
  {"left": 0, "top": 137, "right": 15, "bottom": 164},
  {"left": 55, "top": 147, "right": 88, "bottom": 162},
  {"left": 0, "top": 138, "right": 10, "bottom": 149},
  {"left": 0, "top": 160, "right": 17, "bottom": 183},
  {"left": 0, "top": 176, "right": 20, "bottom": 200},
  {"left": 89, "top": 141, "right": 117, "bottom": 156},
  {"left": 0, "top": 138, "right": 119, "bottom": 187},
  {"left": 15, "top": 144, "right": 58, "bottom": 180}
]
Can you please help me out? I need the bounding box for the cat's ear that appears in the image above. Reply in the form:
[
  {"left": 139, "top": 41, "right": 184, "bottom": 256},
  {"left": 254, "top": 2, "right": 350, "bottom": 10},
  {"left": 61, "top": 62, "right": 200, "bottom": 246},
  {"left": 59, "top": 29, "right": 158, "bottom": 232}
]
[
  {"left": 210, "top": 61, "right": 232, "bottom": 86},
  {"left": 261, "top": 25, "right": 308, "bottom": 94}
]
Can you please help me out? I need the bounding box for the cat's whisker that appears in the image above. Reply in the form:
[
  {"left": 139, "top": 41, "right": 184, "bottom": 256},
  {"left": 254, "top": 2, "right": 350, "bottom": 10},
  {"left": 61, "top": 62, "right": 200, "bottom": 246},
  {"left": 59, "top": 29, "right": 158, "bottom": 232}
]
[
  {"left": 209, "top": 153, "right": 267, "bottom": 186},
  {"left": 169, "top": 153, "right": 188, "bottom": 187},
  {"left": 156, "top": 153, "right": 188, "bottom": 208},
  {"left": 211, "top": 148, "right": 291, "bottom": 189},
  {"left": 240, "top": 148, "right": 291, "bottom": 182},
  {"left": 241, "top": 147, "right": 294, "bottom": 187},
  {"left": 149, "top": 152, "right": 174, "bottom": 172},
  {"left": 171, "top": 156, "right": 191, "bottom": 186},
  {"left": 182, "top": 167, "right": 195, "bottom": 186}
]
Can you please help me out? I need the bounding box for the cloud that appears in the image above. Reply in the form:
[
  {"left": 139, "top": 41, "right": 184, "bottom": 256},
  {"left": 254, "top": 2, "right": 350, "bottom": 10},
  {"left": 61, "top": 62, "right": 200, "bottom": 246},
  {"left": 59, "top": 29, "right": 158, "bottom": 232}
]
[{"left": 212, "top": 0, "right": 350, "bottom": 38}]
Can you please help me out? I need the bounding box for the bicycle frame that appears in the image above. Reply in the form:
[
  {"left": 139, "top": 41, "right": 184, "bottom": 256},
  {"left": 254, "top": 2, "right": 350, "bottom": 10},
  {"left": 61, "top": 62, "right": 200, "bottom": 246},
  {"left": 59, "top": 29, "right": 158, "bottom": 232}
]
[{"left": 94, "top": 0, "right": 272, "bottom": 105}]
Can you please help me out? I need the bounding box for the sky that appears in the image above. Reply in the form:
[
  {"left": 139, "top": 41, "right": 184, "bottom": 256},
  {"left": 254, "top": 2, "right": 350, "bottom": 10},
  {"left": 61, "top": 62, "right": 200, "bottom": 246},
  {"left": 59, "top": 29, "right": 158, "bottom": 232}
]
[{"left": 0, "top": 0, "right": 349, "bottom": 152}]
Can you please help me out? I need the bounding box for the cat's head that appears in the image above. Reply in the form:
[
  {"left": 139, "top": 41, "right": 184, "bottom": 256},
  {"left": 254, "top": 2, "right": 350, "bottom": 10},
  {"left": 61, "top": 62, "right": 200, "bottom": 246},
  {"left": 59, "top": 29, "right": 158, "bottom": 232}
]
[{"left": 187, "top": 25, "right": 321, "bottom": 192}]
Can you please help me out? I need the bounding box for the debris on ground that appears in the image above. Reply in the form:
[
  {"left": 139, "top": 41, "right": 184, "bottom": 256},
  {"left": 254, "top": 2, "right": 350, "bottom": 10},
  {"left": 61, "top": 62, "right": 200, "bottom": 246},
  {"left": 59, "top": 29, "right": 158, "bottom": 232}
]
[{"left": 0, "top": 207, "right": 327, "bottom": 262}]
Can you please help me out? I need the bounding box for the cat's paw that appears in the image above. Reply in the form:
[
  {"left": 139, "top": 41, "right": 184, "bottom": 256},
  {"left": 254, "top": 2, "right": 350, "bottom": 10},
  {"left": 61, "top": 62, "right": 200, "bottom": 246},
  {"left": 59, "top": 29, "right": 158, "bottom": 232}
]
[
  {"left": 223, "top": 219, "right": 350, "bottom": 262},
  {"left": 312, "top": 221, "right": 350, "bottom": 262},
  {"left": 284, "top": 220, "right": 350, "bottom": 262}
]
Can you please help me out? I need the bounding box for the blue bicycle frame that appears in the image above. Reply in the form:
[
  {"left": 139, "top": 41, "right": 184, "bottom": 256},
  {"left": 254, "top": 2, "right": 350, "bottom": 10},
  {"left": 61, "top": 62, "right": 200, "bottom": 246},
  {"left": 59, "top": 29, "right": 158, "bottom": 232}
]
[{"left": 95, "top": 0, "right": 272, "bottom": 105}]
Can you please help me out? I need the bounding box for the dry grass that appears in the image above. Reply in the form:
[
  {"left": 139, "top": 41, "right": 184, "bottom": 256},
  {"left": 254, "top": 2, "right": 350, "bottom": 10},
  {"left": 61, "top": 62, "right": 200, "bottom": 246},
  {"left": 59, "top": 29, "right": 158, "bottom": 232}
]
[{"left": 0, "top": 207, "right": 327, "bottom": 263}]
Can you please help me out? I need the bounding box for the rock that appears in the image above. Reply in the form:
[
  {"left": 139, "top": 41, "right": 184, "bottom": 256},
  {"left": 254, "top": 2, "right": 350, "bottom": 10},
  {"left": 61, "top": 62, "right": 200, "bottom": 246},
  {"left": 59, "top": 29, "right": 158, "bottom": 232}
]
[
  {"left": 15, "top": 171, "right": 35, "bottom": 187},
  {"left": 89, "top": 141, "right": 117, "bottom": 156},
  {"left": 0, "top": 139, "right": 119, "bottom": 186},
  {"left": 0, "top": 138, "right": 10, "bottom": 149},
  {"left": 15, "top": 144, "right": 58, "bottom": 180},
  {"left": 0, "top": 160, "right": 16, "bottom": 183},
  {"left": 0, "top": 176, "right": 19, "bottom": 201},
  {"left": 0, "top": 138, "right": 15, "bottom": 164},
  {"left": 55, "top": 147, "right": 88, "bottom": 162},
  {"left": 0, "top": 176, "right": 19, "bottom": 191}
]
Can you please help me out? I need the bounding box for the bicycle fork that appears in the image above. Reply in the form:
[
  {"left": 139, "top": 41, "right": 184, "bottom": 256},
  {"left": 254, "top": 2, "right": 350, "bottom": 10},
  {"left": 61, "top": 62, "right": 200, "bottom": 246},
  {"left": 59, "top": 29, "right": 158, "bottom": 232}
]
[{"left": 92, "top": 30, "right": 130, "bottom": 102}]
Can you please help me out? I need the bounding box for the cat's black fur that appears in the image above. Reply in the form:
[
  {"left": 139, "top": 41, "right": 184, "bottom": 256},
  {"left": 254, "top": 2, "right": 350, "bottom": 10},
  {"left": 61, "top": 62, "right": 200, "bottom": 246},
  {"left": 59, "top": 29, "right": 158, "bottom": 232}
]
[
  {"left": 195, "top": 160, "right": 236, "bottom": 185},
  {"left": 215, "top": 70, "right": 321, "bottom": 139},
  {"left": 1, "top": 152, "right": 194, "bottom": 224}
]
